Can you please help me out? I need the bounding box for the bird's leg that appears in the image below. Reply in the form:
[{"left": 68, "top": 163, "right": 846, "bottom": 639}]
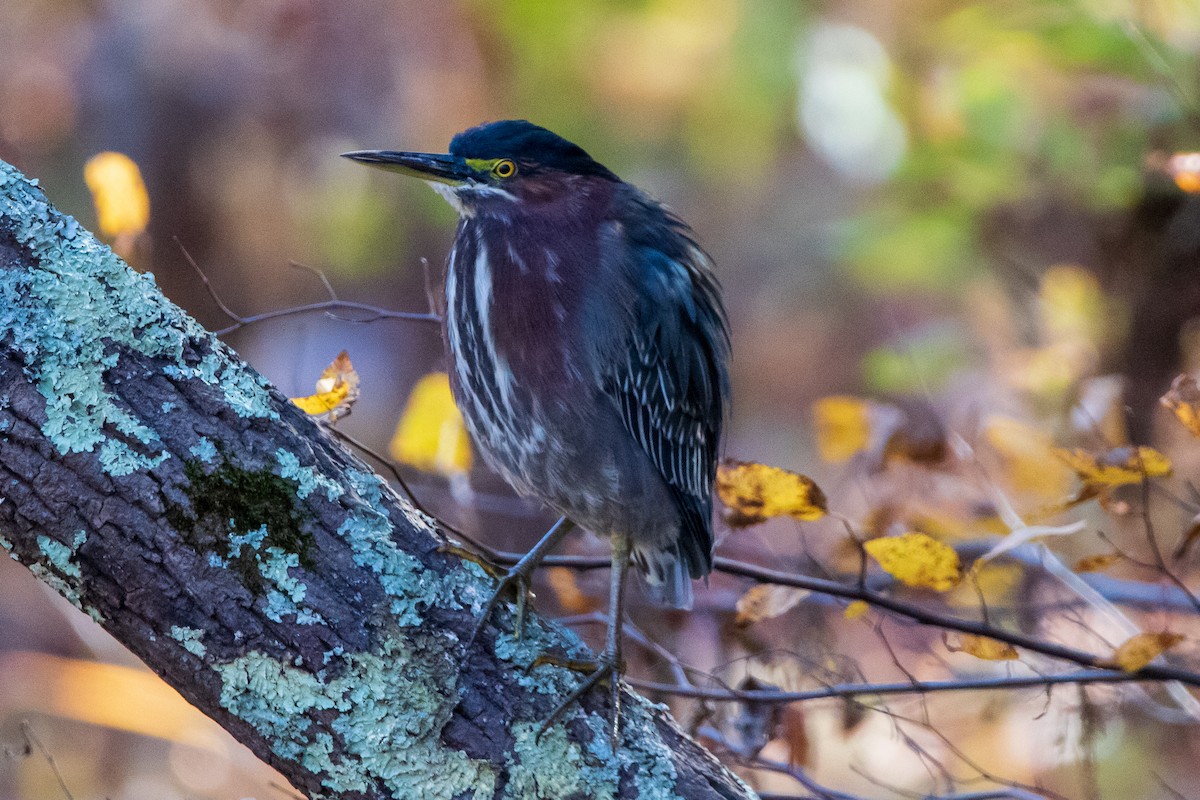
[
  {"left": 469, "top": 516, "right": 575, "bottom": 645},
  {"left": 537, "top": 531, "right": 631, "bottom": 745}
]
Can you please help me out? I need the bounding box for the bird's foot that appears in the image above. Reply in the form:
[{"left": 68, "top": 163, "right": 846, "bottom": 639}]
[
  {"left": 533, "top": 650, "right": 625, "bottom": 745},
  {"left": 468, "top": 564, "right": 536, "bottom": 647}
]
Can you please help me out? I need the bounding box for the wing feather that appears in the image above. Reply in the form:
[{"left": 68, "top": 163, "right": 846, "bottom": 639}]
[{"left": 600, "top": 196, "right": 731, "bottom": 581}]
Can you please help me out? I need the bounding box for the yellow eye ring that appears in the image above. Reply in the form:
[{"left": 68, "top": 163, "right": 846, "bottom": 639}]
[{"left": 492, "top": 159, "right": 517, "bottom": 179}]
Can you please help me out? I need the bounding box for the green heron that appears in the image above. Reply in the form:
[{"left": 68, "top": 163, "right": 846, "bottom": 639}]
[{"left": 344, "top": 120, "right": 730, "bottom": 731}]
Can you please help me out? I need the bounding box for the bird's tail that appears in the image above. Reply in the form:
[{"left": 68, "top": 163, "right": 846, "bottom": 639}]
[{"left": 633, "top": 544, "right": 694, "bottom": 609}]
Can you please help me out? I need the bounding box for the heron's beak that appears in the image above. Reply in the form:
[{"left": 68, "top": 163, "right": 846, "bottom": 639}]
[{"left": 341, "top": 150, "right": 474, "bottom": 186}]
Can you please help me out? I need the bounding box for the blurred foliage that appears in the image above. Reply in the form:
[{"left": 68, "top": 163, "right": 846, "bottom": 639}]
[{"left": 844, "top": 1, "right": 1196, "bottom": 292}]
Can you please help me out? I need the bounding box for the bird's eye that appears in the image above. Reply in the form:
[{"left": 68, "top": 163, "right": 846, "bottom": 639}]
[{"left": 492, "top": 159, "right": 517, "bottom": 179}]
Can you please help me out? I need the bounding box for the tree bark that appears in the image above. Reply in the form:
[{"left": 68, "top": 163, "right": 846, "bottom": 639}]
[{"left": 0, "top": 161, "right": 756, "bottom": 800}]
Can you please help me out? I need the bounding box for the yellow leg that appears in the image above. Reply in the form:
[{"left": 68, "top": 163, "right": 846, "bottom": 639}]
[{"left": 538, "top": 531, "right": 631, "bottom": 745}]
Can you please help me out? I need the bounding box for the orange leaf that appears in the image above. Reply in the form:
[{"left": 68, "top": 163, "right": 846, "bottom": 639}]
[
  {"left": 1164, "top": 152, "right": 1200, "bottom": 193},
  {"left": 1109, "top": 632, "right": 1184, "bottom": 672},
  {"left": 735, "top": 584, "right": 811, "bottom": 626},
  {"left": 545, "top": 567, "right": 600, "bottom": 615},
  {"left": 1073, "top": 553, "right": 1122, "bottom": 573},
  {"left": 864, "top": 532, "right": 961, "bottom": 591},
  {"left": 946, "top": 633, "right": 1019, "bottom": 661},
  {"left": 716, "top": 461, "right": 827, "bottom": 526},
  {"left": 290, "top": 351, "right": 359, "bottom": 420},
  {"left": 1161, "top": 374, "right": 1200, "bottom": 437},
  {"left": 390, "top": 372, "right": 472, "bottom": 476},
  {"left": 1055, "top": 445, "right": 1172, "bottom": 487}
]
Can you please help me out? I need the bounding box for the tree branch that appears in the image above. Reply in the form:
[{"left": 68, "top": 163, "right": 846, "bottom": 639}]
[{"left": 0, "top": 161, "right": 755, "bottom": 800}]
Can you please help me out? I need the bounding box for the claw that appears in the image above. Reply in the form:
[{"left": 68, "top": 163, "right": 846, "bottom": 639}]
[
  {"left": 468, "top": 566, "right": 535, "bottom": 647},
  {"left": 536, "top": 651, "right": 623, "bottom": 746},
  {"left": 465, "top": 517, "right": 576, "bottom": 648}
]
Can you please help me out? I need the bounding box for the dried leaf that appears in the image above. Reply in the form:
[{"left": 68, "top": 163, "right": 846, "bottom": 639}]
[
  {"left": 545, "top": 567, "right": 600, "bottom": 615},
  {"left": 843, "top": 600, "right": 869, "bottom": 620},
  {"left": 716, "top": 461, "right": 827, "bottom": 526},
  {"left": 1109, "top": 632, "right": 1184, "bottom": 672},
  {"left": 84, "top": 151, "right": 150, "bottom": 242},
  {"left": 1073, "top": 553, "right": 1122, "bottom": 573},
  {"left": 781, "top": 704, "right": 810, "bottom": 769},
  {"left": 730, "top": 676, "right": 780, "bottom": 757},
  {"left": 1161, "top": 374, "right": 1200, "bottom": 437},
  {"left": 1055, "top": 445, "right": 1172, "bottom": 487},
  {"left": 735, "top": 584, "right": 811, "bottom": 626},
  {"left": 390, "top": 372, "right": 472, "bottom": 476},
  {"left": 1173, "top": 514, "right": 1200, "bottom": 561},
  {"left": 812, "top": 396, "right": 871, "bottom": 463},
  {"left": 290, "top": 351, "right": 360, "bottom": 421},
  {"left": 945, "top": 633, "right": 1019, "bottom": 661},
  {"left": 864, "top": 532, "right": 961, "bottom": 591},
  {"left": 882, "top": 398, "right": 947, "bottom": 465}
]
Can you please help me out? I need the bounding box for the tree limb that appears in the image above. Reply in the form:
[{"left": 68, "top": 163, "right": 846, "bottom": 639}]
[{"left": 0, "top": 161, "right": 756, "bottom": 800}]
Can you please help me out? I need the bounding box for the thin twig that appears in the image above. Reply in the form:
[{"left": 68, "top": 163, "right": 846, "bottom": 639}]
[
  {"left": 20, "top": 721, "right": 74, "bottom": 800},
  {"left": 626, "top": 669, "right": 1152, "bottom": 703},
  {"left": 699, "top": 725, "right": 862, "bottom": 800},
  {"left": 174, "top": 238, "right": 438, "bottom": 335}
]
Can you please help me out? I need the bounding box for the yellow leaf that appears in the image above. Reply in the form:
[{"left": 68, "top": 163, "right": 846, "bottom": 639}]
[
  {"left": 1160, "top": 374, "right": 1200, "bottom": 437},
  {"left": 390, "top": 372, "right": 472, "bottom": 476},
  {"left": 1073, "top": 553, "right": 1122, "bottom": 573},
  {"left": 950, "top": 562, "right": 1023, "bottom": 608},
  {"left": 982, "top": 415, "right": 1074, "bottom": 497},
  {"left": 1109, "top": 632, "right": 1184, "bottom": 673},
  {"left": 864, "top": 532, "right": 961, "bottom": 592},
  {"left": 946, "top": 633, "right": 1019, "bottom": 661},
  {"left": 290, "top": 351, "right": 359, "bottom": 420},
  {"left": 1039, "top": 264, "right": 1107, "bottom": 349},
  {"left": 716, "top": 461, "right": 827, "bottom": 526},
  {"left": 844, "top": 600, "right": 869, "bottom": 620},
  {"left": 812, "top": 396, "right": 871, "bottom": 463},
  {"left": 1055, "top": 445, "right": 1172, "bottom": 487},
  {"left": 83, "top": 151, "right": 150, "bottom": 240},
  {"left": 735, "top": 584, "right": 810, "bottom": 626}
]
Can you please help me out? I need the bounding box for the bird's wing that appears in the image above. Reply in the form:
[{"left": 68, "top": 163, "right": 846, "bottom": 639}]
[{"left": 599, "top": 202, "right": 731, "bottom": 582}]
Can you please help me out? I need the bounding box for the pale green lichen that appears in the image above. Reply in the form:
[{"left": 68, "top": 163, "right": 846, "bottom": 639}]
[
  {"left": 32, "top": 533, "right": 83, "bottom": 605},
  {"left": 259, "top": 546, "right": 325, "bottom": 625},
  {"left": 276, "top": 449, "right": 343, "bottom": 502},
  {"left": 162, "top": 347, "right": 278, "bottom": 421},
  {"left": 170, "top": 625, "right": 208, "bottom": 658},
  {"left": 0, "top": 162, "right": 277, "bottom": 477},
  {"left": 227, "top": 523, "right": 270, "bottom": 559},
  {"left": 190, "top": 437, "right": 219, "bottom": 463},
  {"left": 506, "top": 722, "right": 617, "bottom": 799},
  {"left": 334, "top": 468, "right": 520, "bottom": 628},
  {"left": 216, "top": 637, "right": 495, "bottom": 800}
]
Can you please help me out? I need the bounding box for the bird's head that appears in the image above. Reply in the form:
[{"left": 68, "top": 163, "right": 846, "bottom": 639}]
[{"left": 342, "top": 120, "right": 619, "bottom": 216}]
